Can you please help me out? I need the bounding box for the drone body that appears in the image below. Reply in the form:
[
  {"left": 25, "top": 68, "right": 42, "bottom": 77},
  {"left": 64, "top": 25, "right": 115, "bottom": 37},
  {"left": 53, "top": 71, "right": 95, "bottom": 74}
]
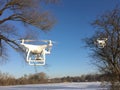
[
  {"left": 96, "top": 38, "right": 107, "bottom": 48},
  {"left": 20, "top": 39, "right": 53, "bottom": 66}
]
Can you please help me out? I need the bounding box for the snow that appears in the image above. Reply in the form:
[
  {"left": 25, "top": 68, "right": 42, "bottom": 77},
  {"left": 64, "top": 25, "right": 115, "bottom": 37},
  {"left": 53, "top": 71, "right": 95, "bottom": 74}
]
[{"left": 0, "top": 82, "right": 109, "bottom": 90}]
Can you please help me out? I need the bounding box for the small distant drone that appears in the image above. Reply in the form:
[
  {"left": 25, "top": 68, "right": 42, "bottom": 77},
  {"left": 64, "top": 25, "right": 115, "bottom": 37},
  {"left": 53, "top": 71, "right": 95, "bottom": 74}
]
[
  {"left": 95, "top": 38, "right": 107, "bottom": 48},
  {"left": 19, "top": 39, "right": 53, "bottom": 66}
]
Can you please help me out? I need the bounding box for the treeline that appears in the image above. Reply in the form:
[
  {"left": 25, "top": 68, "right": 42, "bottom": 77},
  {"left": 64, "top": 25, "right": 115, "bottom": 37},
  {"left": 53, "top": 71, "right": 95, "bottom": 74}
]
[
  {"left": 0, "top": 72, "right": 48, "bottom": 86},
  {"left": 50, "top": 74, "right": 107, "bottom": 83},
  {"left": 0, "top": 72, "right": 107, "bottom": 86}
]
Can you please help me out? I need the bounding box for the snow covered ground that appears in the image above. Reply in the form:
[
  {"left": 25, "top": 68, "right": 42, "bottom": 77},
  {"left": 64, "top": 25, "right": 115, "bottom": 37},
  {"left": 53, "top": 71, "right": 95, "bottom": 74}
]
[{"left": 0, "top": 82, "right": 109, "bottom": 90}]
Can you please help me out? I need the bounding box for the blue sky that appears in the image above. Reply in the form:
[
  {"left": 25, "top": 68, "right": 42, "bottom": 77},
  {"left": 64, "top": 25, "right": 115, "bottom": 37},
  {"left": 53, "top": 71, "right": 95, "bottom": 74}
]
[{"left": 0, "top": 0, "right": 119, "bottom": 78}]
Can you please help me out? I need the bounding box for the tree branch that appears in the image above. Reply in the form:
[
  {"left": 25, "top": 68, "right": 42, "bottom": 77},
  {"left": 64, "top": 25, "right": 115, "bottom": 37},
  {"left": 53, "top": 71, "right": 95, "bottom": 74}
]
[{"left": 0, "top": 34, "right": 23, "bottom": 51}]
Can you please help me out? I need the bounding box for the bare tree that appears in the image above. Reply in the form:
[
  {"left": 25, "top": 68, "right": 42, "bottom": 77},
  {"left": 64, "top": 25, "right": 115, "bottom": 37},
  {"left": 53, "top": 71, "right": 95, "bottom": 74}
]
[
  {"left": 0, "top": 0, "right": 57, "bottom": 62},
  {"left": 85, "top": 7, "right": 120, "bottom": 89}
]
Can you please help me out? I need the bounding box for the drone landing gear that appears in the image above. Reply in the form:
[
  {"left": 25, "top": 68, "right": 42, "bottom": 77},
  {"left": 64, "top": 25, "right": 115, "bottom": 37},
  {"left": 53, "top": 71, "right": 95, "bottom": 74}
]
[{"left": 26, "top": 51, "right": 46, "bottom": 66}]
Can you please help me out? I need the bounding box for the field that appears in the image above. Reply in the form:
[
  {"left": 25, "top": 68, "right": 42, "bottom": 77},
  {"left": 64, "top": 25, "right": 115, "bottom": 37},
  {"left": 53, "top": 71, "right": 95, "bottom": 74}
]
[{"left": 0, "top": 82, "right": 109, "bottom": 90}]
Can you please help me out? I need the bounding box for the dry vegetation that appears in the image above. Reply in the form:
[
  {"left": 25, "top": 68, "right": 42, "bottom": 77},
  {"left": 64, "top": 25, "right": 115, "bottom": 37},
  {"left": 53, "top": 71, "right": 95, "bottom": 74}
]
[{"left": 0, "top": 71, "right": 107, "bottom": 86}]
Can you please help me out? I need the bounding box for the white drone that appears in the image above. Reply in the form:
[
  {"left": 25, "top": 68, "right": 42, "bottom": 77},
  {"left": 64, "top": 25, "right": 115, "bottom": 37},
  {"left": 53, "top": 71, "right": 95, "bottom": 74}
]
[
  {"left": 19, "top": 39, "right": 53, "bottom": 66},
  {"left": 96, "top": 38, "right": 107, "bottom": 48}
]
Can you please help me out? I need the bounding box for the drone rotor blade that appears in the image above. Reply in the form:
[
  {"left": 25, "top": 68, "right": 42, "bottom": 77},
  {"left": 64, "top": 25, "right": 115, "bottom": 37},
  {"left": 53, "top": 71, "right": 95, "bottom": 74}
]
[
  {"left": 41, "top": 40, "right": 57, "bottom": 43},
  {"left": 15, "top": 39, "right": 57, "bottom": 44},
  {"left": 52, "top": 41, "right": 57, "bottom": 43},
  {"left": 24, "top": 40, "right": 35, "bottom": 42},
  {"left": 41, "top": 40, "right": 49, "bottom": 43},
  {"left": 21, "top": 40, "right": 41, "bottom": 42}
]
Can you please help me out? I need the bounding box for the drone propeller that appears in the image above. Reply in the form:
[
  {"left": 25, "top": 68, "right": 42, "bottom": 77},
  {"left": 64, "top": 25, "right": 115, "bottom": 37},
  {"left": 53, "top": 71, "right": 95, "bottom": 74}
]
[
  {"left": 16, "top": 39, "right": 40, "bottom": 42},
  {"left": 21, "top": 39, "right": 56, "bottom": 43},
  {"left": 22, "top": 40, "right": 41, "bottom": 42},
  {"left": 15, "top": 39, "right": 56, "bottom": 43},
  {"left": 41, "top": 40, "right": 56, "bottom": 43},
  {"left": 41, "top": 40, "right": 50, "bottom": 43}
]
